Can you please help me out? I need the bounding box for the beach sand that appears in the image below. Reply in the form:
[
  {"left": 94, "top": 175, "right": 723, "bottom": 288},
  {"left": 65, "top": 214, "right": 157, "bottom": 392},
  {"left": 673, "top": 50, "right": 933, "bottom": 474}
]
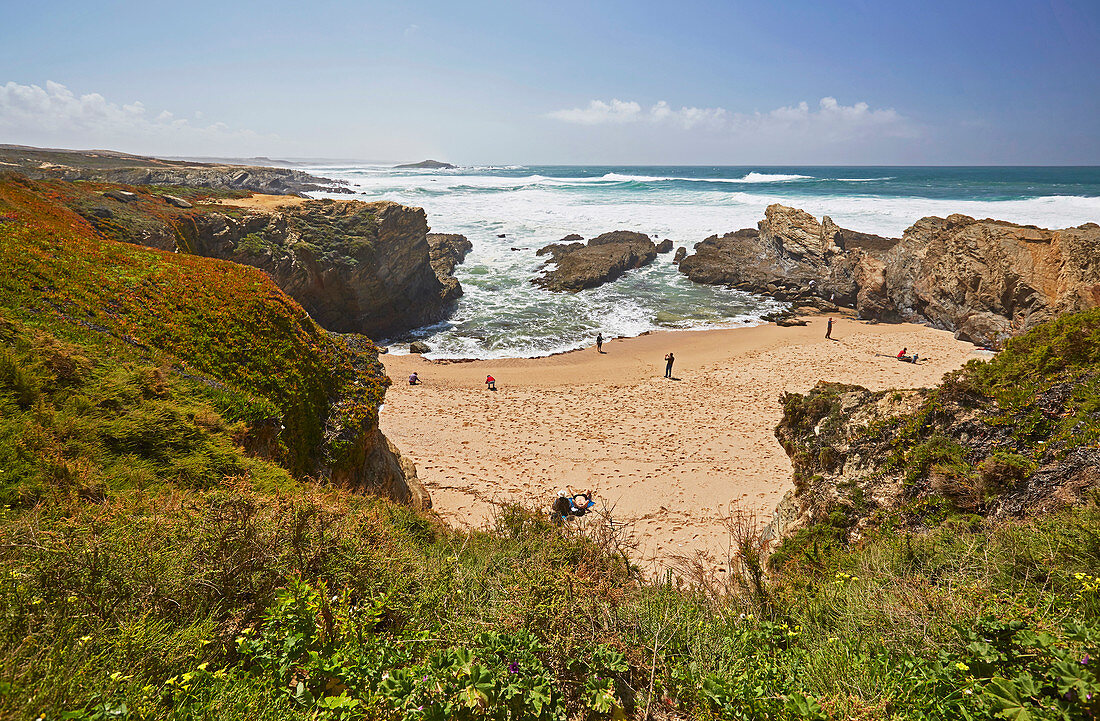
[{"left": 380, "top": 315, "right": 983, "bottom": 572}]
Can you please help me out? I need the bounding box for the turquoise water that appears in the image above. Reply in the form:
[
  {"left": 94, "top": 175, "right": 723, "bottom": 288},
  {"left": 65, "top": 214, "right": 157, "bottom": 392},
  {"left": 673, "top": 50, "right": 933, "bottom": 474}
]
[{"left": 306, "top": 165, "right": 1100, "bottom": 358}]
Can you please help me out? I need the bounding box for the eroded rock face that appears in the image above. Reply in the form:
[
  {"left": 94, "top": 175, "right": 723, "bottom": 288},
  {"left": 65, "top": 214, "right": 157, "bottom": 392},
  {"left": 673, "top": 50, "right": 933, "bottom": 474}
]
[
  {"left": 80, "top": 194, "right": 460, "bottom": 339},
  {"left": 679, "top": 204, "right": 1100, "bottom": 347},
  {"left": 679, "top": 205, "right": 894, "bottom": 306},
  {"left": 863, "top": 216, "right": 1100, "bottom": 346},
  {"left": 534, "top": 230, "right": 657, "bottom": 292},
  {"left": 331, "top": 428, "right": 432, "bottom": 510},
  {"left": 426, "top": 233, "right": 472, "bottom": 302}
]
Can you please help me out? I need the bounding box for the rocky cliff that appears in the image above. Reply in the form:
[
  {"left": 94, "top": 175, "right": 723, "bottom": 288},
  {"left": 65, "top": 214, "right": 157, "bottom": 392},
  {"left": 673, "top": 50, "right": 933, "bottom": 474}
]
[
  {"left": 534, "top": 230, "right": 657, "bottom": 291},
  {"left": 51, "top": 182, "right": 460, "bottom": 339},
  {"left": 767, "top": 309, "right": 1100, "bottom": 550},
  {"left": 679, "top": 204, "right": 1100, "bottom": 347},
  {"left": 865, "top": 215, "right": 1100, "bottom": 346}
]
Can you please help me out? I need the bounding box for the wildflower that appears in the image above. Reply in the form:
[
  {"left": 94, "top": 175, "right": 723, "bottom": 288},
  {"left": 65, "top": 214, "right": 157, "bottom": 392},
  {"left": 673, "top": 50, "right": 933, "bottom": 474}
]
[
  {"left": 508, "top": 662, "right": 520, "bottom": 674},
  {"left": 1081, "top": 655, "right": 1090, "bottom": 666},
  {"left": 955, "top": 662, "right": 969, "bottom": 672}
]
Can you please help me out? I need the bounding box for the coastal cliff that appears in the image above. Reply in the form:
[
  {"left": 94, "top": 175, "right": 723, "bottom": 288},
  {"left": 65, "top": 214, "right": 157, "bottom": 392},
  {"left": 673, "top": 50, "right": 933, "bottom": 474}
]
[
  {"left": 0, "top": 173, "right": 428, "bottom": 507},
  {"left": 0, "top": 143, "right": 345, "bottom": 195},
  {"left": 768, "top": 309, "right": 1100, "bottom": 547},
  {"left": 680, "top": 204, "right": 1100, "bottom": 347},
  {"left": 41, "top": 180, "right": 461, "bottom": 339}
]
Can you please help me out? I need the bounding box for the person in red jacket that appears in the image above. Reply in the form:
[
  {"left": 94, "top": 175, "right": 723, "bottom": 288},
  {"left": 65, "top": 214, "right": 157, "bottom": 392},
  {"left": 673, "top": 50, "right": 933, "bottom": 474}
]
[{"left": 485, "top": 374, "right": 497, "bottom": 391}]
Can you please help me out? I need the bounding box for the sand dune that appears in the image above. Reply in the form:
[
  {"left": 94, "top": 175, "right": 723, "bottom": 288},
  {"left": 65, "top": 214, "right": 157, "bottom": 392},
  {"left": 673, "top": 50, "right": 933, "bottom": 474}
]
[{"left": 380, "top": 315, "right": 983, "bottom": 572}]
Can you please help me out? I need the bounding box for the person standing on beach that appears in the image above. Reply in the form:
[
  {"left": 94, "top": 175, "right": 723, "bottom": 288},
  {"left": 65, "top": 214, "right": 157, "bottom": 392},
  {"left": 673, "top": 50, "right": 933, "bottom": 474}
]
[
  {"left": 664, "top": 352, "right": 675, "bottom": 378},
  {"left": 596, "top": 333, "right": 604, "bottom": 353},
  {"left": 825, "top": 317, "right": 834, "bottom": 339}
]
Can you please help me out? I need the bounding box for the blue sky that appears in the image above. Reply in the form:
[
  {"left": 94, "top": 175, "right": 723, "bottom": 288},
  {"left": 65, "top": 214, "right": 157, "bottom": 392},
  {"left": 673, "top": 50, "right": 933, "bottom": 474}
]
[{"left": 2, "top": 0, "right": 1098, "bottom": 163}]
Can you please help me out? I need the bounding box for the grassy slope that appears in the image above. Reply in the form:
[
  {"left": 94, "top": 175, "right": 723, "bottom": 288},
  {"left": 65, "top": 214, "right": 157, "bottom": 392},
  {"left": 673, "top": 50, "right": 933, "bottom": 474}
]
[
  {"left": 0, "top": 174, "right": 1097, "bottom": 720},
  {"left": 0, "top": 174, "right": 386, "bottom": 485}
]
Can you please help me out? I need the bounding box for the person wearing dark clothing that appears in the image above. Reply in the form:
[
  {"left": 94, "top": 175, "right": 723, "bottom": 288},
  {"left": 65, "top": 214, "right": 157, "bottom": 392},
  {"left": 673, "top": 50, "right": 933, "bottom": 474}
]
[
  {"left": 825, "top": 318, "right": 834, "bottom": 339},
  {"left": 596, "top": 333, "right": 604, "bottom": 353},
  {"left": 664, "top": 352, "right": 675, "bottom": 378},
  {"left": 551, "top": 492, "right": 573, "bottom": 523}
]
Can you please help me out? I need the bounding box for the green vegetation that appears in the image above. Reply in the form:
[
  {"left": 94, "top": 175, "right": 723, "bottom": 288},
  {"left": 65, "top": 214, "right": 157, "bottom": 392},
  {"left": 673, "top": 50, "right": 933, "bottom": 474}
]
[{"left": 0, "top": 172, "right": 1097, "bottom": 719}]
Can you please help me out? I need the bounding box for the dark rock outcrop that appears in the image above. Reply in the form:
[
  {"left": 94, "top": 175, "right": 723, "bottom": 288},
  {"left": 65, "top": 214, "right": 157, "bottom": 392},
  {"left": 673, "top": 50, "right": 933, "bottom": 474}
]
[
  {"left": 656, "top": 239, "right": 673, "bottom": 253},
  {"left": 409, "top": 341, "right": 430, "bottom": 354},
  {"left": 69, "top": 190, "right": 459, "bottom": 339},
  {"left": 426, "top": 233, "right": 472, "bottom": 302},
  {"left": 534, "top": 231, "right": 658, "bottom": 292},
  {"left": 673, "top": 247, "right": 687, "bottom": 264}
]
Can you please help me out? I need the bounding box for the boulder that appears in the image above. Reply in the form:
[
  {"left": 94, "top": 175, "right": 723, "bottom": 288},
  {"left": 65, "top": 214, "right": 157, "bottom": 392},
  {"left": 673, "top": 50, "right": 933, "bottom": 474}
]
[
  {"left": 559, "top": 233, "right": 584, "bottom": 242},
  {"left": 103, "top": 189, "right": 138, "bottom": 203},
  {"left": 534, "top": 231, "right": 658, "bottom": 292},
  {"left": 162, "top": 195, "right": 193, "bottom": 209},
  {"left": 656, "top": 239, "right": 673, "bottom": 253},
  {"left": 409, "top": 341, "right": 431, "bottom": 353},
  {"left": 673, "top": 247, "right": 687, "bottom": 264}
]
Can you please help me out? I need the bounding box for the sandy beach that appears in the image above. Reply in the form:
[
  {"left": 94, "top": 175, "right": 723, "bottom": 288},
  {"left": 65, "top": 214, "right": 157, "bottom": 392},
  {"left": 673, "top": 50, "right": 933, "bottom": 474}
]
[{"left": 380, "top": 315, "right": 984, "bottom": 571}]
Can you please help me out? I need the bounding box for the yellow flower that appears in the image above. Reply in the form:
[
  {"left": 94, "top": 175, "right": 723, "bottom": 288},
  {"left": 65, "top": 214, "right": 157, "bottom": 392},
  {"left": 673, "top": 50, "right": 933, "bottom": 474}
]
[{"left": 955, "top": 662, "right": 969, "bottom": 672}]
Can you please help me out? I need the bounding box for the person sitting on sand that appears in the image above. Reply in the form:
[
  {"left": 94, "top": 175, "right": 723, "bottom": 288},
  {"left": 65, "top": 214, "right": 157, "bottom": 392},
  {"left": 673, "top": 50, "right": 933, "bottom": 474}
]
[
  {"left": 568, "top": 488, "right": 596, "bottom": 517},
  {"left": 409, "top": 372, "right": 420, "bottom": 385},
  {"left": 485, "top": 374, "right": 497, "bottom": 391},
  {"left": 551, "top": 490, "right": 573, "bottom": 523},
  {"left": 896, "top": 348, "right": 919, "bottom": 363}
]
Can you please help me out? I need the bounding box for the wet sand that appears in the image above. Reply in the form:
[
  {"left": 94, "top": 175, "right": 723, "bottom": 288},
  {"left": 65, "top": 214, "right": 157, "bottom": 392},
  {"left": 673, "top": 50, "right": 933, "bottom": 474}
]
[{"left": 380, "top": 315, "right": 982, "bottom": 571}]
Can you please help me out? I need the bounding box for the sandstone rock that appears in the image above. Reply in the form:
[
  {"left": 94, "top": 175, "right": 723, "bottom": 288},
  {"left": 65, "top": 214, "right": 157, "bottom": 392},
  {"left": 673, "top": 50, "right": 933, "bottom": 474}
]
[
  {"left": 534, "top": 231, "right": 658, "bottom": 292},
  {"left": 673, "top": 247, "right": 687, "bottom": 264},
  {"left": 409, "top": 341, "right": 430, "bottom": 353},
  {"left": 656, "top": 239, "right": 673, "bottom": 253},
  {"left": 162, "top": 194, "right": 192, "bottom": 208},
  {"left": 859, "top": 215, "right": 1100, "bottom": 347}
]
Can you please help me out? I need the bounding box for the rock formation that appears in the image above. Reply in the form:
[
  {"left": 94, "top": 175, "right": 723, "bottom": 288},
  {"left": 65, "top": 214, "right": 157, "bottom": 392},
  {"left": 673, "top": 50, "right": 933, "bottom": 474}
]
[
  {"left": 656, "top": 239, "right": 674, "bottom": 253},
  {"left": 679, "top": 204, "right": 1100, "bottom": 347},
  {"left": 534, "top": 231, "right": 657, "bottom": 292},
  {"left": 679, "top": 204, "right": 897, "bottom": 308},
  {"left": 426, "top": 233, "right": 473, "bottom": 302},
  {"left": 78, "top": 189, "right": 460, "bottom": 339},
  {"left": 863, "top": 216, "right": 1100, "bottom": 346}
]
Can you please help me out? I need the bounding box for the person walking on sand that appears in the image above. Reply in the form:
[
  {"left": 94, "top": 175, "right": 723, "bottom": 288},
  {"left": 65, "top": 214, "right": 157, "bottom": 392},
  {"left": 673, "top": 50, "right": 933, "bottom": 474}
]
[
  {"left": 596, "top": 332, "right": 604, "bottom": 353},
  {"left": 664, "top": 352, "right": 675, "bottom": 378},
  {"left": 485, "top": 374, "right": 497, "bottom": 391},
  {"left": 825, "top": 317, "right": 834, "bottom": 339}
]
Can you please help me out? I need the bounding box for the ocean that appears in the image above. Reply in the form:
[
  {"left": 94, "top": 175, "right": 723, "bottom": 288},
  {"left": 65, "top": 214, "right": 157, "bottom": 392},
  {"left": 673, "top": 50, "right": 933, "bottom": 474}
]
[{"left": 303, "top": 165, "right": 1100, "bottom": 359}]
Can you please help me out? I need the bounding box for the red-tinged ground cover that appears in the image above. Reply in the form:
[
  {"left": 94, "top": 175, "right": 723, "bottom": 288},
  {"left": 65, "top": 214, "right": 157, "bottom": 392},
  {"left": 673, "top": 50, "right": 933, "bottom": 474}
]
[{"left": 0, "top": 173, "right": 387, "bottom": 477}]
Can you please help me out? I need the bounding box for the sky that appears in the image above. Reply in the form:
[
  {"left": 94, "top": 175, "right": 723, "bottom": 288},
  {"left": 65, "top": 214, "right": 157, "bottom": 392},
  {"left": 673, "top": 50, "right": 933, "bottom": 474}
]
[{"left": 2, "top": 0, "right": 1098, "bottom": 164}]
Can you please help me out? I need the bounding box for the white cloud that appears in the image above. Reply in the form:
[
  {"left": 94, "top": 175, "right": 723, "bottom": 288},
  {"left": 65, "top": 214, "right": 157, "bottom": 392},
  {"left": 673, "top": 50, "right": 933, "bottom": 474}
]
[
  {"left": 0, "top": 80, "right": 277, "bottom": 154},
  {"left": 548, "top": 96, "right": 913, "bottom": 139}
]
